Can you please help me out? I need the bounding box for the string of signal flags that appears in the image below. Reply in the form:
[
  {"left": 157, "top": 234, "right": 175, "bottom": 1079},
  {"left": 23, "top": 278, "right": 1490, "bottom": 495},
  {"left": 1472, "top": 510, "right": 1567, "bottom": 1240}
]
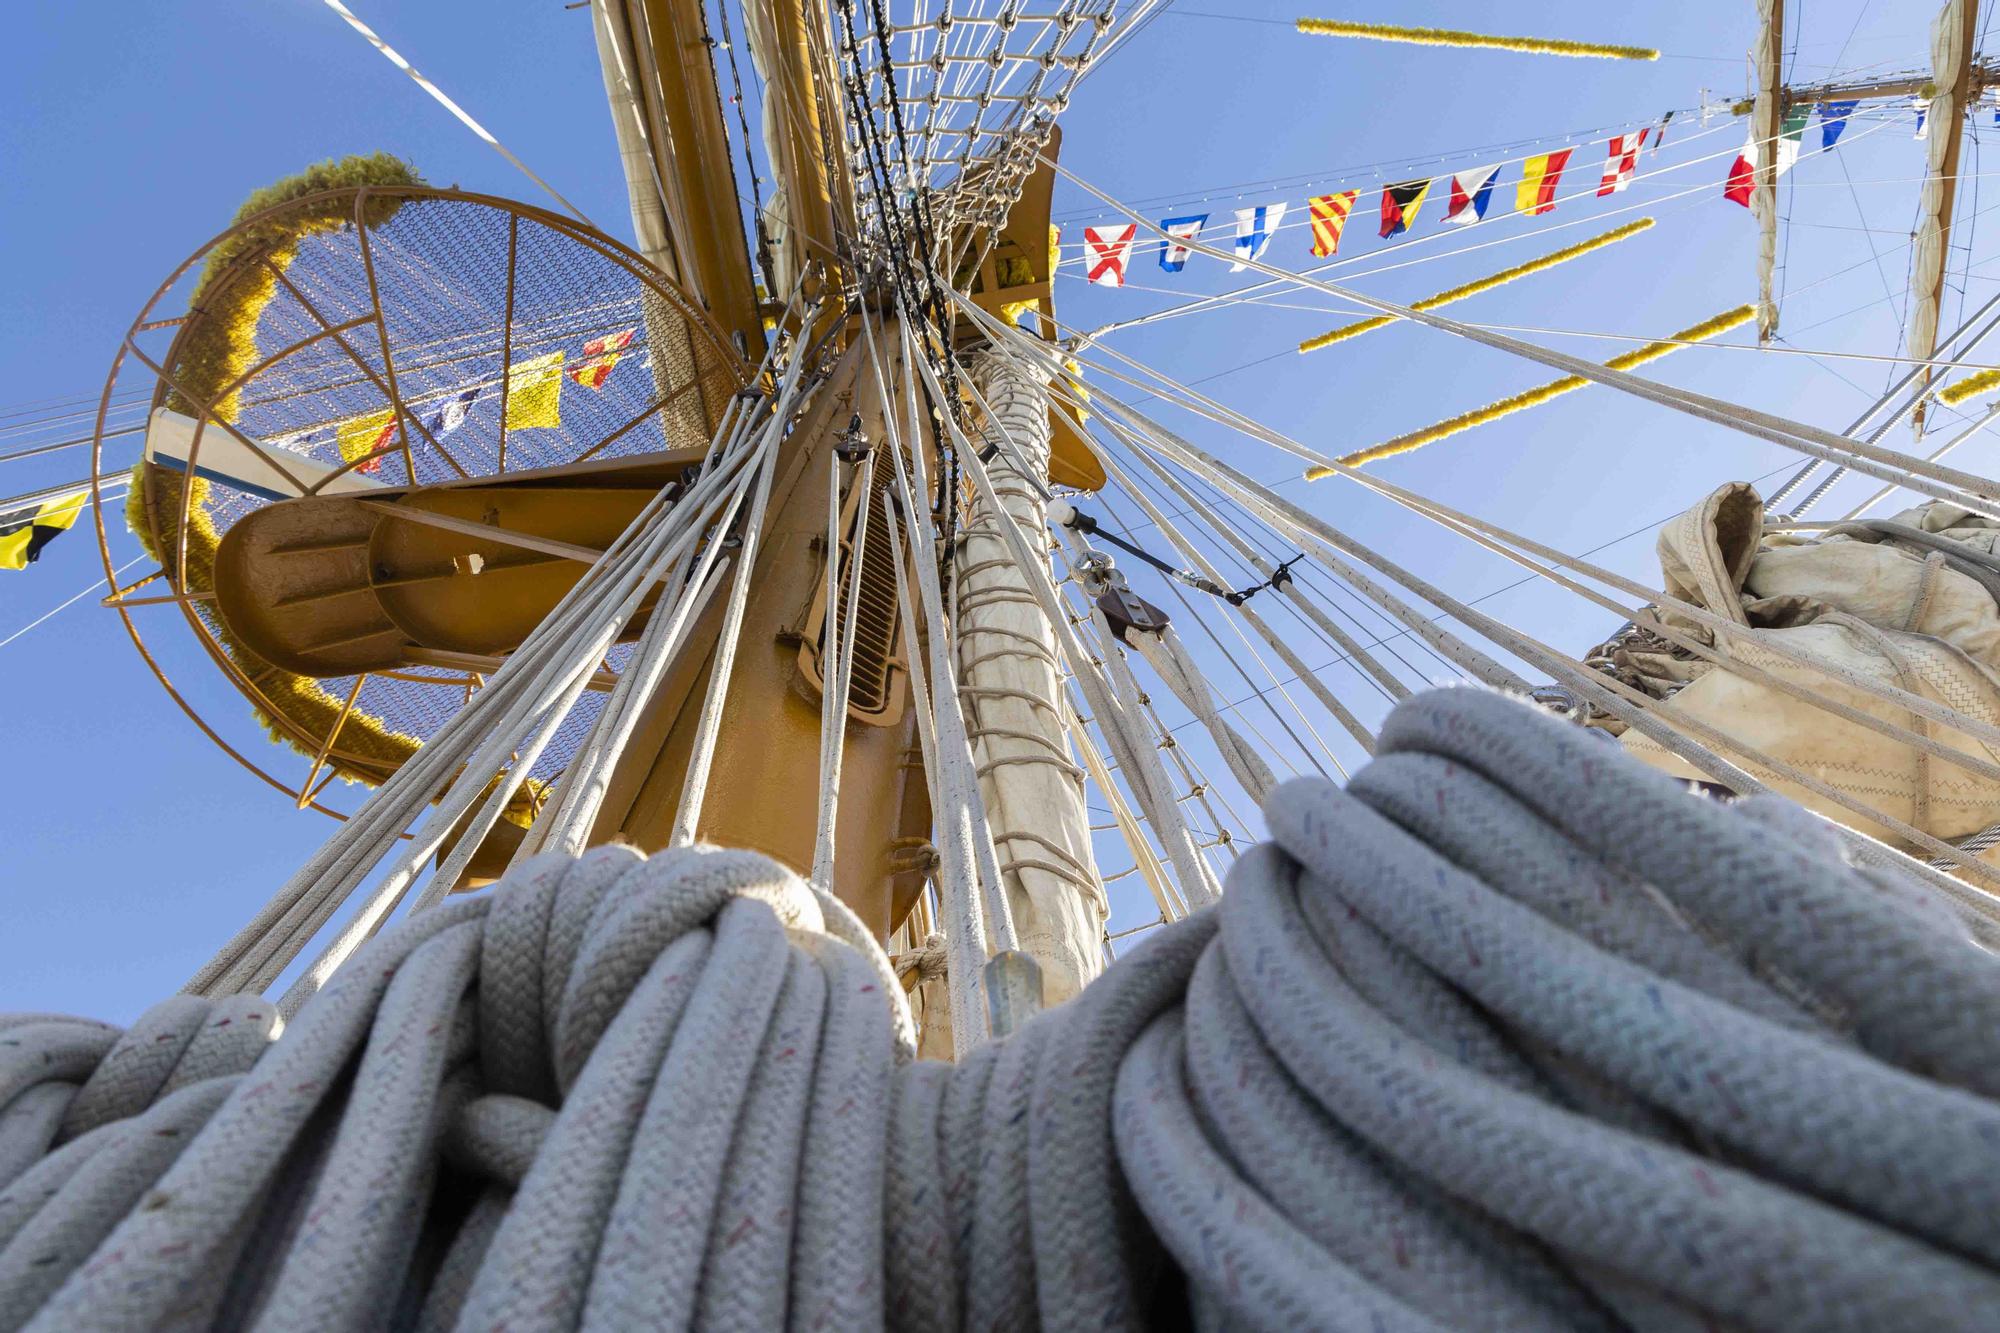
[
  {"left": 1076, "top": 92, "right": 1907, "bottom": 293},
  {"left": 1076, "top": 121, "right": 1668, "bottom": 290}
]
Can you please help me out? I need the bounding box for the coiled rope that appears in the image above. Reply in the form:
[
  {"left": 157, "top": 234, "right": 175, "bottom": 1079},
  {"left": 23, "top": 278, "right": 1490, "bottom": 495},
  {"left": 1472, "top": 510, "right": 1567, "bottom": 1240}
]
[{"left": 4, "top": 689, "right": 1998, "bottom": 1331}]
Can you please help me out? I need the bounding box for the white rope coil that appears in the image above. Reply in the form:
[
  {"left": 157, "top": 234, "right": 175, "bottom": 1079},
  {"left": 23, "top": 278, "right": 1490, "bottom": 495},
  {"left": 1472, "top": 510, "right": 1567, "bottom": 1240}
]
[{"left": 3, "top": 689, "right": 1998, "bottom": 1330}]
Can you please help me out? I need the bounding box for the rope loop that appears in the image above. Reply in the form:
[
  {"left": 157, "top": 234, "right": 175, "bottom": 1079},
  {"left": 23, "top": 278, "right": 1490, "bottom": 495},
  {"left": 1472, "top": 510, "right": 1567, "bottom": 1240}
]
[{"left": 4, "top": 690, "right": 1999, "bottom": 1330}]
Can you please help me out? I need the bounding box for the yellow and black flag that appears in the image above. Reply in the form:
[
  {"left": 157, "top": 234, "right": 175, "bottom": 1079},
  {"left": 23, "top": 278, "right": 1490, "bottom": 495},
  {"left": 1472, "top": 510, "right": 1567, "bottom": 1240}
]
[
  {"left": 1378, "top": 178, "right": 1434, "bottom": 238},
  {"left": 1, "top": 491, "right": 86, "bottom": 571}
]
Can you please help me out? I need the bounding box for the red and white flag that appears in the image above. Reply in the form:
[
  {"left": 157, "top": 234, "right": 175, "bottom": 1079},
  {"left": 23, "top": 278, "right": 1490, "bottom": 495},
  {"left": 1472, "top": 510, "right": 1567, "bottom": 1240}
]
[
  {"left": 1598, "top": 129, "right": 1648, "bottom": 196},
  {"left": 1084, "top": 223, "right": 1138, "bottom": 287},
  {"left": 1442, "top": 165, "right": 1499, "bottom": 226},
  {"left": 1724, "top": 132, "right": 1756, "bottom": 207}
]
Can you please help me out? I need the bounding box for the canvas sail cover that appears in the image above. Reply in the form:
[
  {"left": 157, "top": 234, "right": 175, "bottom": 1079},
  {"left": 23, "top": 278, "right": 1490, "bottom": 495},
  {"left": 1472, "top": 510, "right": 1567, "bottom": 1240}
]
[{"left": 1592, "top": 482, "right": 2000, "bottom": 852}]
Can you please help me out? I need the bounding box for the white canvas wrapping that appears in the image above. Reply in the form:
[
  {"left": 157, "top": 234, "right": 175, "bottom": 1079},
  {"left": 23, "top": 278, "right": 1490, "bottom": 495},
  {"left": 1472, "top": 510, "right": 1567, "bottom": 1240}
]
[
  {"left": 1617, "top": 481, "right": 2000, "bottom": 853},
  {"left": 1908, "top": 0, "right": 1975, "bottom": 371},
  {"left": 954, "top": 351, "right": 1106, "bottom": 1006}
]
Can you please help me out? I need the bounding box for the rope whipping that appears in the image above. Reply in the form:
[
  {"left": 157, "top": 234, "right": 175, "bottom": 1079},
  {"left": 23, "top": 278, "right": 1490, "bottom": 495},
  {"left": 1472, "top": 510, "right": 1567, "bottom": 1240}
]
[{"left": 5, "top": 688, "right": 1999, "bottom": 1331}]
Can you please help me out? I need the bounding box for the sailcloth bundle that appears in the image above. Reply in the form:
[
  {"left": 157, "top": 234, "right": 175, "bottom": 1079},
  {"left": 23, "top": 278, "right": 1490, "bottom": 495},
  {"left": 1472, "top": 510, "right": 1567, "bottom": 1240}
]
[
  {"left": 3, "top": 689, "right": 1999, "bottom": 1330},
  {"left": 1597, "top": 481, "right": 2000, "bottom": 856}
]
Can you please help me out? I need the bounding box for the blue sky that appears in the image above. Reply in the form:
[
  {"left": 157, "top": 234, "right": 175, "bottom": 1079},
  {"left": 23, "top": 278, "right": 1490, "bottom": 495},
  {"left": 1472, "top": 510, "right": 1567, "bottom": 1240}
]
[{"left": 2, "top": 1, "right": 1983, "bottom": 1020}]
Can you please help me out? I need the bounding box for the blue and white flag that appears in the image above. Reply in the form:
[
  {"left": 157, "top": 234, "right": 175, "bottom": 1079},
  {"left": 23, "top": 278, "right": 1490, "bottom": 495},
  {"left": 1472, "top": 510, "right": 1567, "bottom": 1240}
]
[
  {"left": 1990, "top": 86, "right": 1999, "bottom": 124},
  {"left": 1230, "top": 202, "right": 1286, "bottom": 272},
  {"left": 1915, "top": 94, "right": 1931, "bottom": 139},
  {"left": 1819, "top": 100, "right": 1858, "bottom": 150},
  {"left": 426, "top": 385, "right": 482, "bottom": 438},
  {"left": 1158, "top": 213, "right": 1208, "bottom": 272}
]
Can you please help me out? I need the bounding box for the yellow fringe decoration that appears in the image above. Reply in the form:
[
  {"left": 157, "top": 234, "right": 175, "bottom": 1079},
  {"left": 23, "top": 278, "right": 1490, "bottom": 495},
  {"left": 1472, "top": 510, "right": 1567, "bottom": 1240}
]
[
  {"left": 1297, "top": 17, "right": 1658, "bottom": 60},
  {"left": 129, "top": 156, "right": 445, "bottom": 791},
  {"left": 1940, "top": 367, "right": 2000, "bottom": 406},
  {"left": 1309, "top": 304, "right": 1756, "bottom": 476},
  {"left": 1299, "top": 219, "right": 1655, "bottom": 354}
]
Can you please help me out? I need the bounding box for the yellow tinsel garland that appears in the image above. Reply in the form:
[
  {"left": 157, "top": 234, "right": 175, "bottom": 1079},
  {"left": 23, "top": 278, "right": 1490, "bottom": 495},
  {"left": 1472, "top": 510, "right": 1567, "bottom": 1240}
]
[
  {"left": 1297, "top": 18, "right": 1658, "bottom": 61},
  {"left": 1300, "top": 219, "right": 1654, "bottom": 354},
  {"left": 1310, "top": 304, "right": 1756, "bottom": 475},
  {"left": 130, "top": 155, "right": 440, "bottom": 790},
  {"left": 1939, "top": 367, "right": 2000, "bottom": 406}
]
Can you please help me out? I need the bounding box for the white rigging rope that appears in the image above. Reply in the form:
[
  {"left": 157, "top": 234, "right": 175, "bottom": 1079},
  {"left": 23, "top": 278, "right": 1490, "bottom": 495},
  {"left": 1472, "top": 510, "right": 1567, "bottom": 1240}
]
[
  {"left": 973, "top": 299, "right": 2000, "bottom": 917},
  {"left": 318, "top": 0, "right": 595, "bottom": 225},
  {"left": 7, "top": 690, "right": 2000, "bottom": 1331},
  {"left": 1031, "top": 164, "right": 2000, "bottom": 528},
  {"left": 0, "top": 556, "right": 147, "bottom": 654},
  {"left": 1076, "top": 115, "right": 1902, "bottom": 342},
  {"left": 171, "top": 295, "right": 817, "bottom": 1014}
]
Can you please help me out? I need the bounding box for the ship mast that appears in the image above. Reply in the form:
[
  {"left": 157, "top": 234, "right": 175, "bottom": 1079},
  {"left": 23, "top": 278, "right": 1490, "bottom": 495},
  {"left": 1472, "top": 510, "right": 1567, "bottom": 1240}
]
[
  {"left": 1748, "top": 0, "right": 1987, "bottom": 404},
  {"left": 584, "top": 0, "right": 1107, "bottom": 1033},
  {"left": 1908, "top": 0, "right": 1983, "bottom": 430},
  {"left": 1750, "top": 0, "right": 1784, "bottom": 342}
]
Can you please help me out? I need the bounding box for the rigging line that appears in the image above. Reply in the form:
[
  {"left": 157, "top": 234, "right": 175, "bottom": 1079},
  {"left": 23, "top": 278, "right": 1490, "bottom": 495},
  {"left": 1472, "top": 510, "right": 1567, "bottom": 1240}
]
[
  {"left": 1773, "top": 167, "right": 2000, "bottom": 188},
  {"left": 1053, "top": 265, "right": 1370, "bottom": 313},
  {"left": 1446, "top": 322, "right": 2000, "bottom": 371},
  {"left": 0, "top": 383, "right": 152, "bottom": 415},
  {"left": 1067, "top": 329, "right": 1956, "bottom": 700},
  {"left": 1066, "top": 377, "right": 1467, "bottom": 689},
  {"left": 1785, "top": 218, "right": 1930, "bottom": 235},
  {"left": 976, "top": 314, "right": 1552, "bottom": 684},
  {"left": 1071, "top": 496, "right": 1325, "bottom": 784},
  {"left": 0, "top": 412, "right": 149, "bottom": 454},
  {"left": 1106, "top": 422, "right": 1427, "bottom": 702},
  {"left": 317, "top": 0, "right": 594, "bottom": 226},
  {"left": 1838, "top": 135, "right": 1910, "bottom": 343},
  {"left": 1000, "top": 319, "right": 1465, "bottom": 695},
  {"left": 1082, "top": 0, "right": 1176, "bottom": 77},
  {"left": 0, "top": 386, "right": 152, "bottom": 422},
  {"left": 1714, "top": 173, "right": 2000, "bottom": 342},
  {"left": 0, "top": 477, "right": 129, "bottom": 513},
  {"left": 1056, "top": 113, "right": 1936, "bottom": 280},
  {"left": 1780, "top": 254, "right": 1992, "bottom": 339},
  {"left": 1094, "top": 432, "right": 1457, "bottom": 704},
  {"left": 1129, "top": 115, "right": 1923, "bottom": 284},
  {"left": 1091, "top": 445, "right": 1379, "bottom": 752},
  {"left": 1050, "top": 104, "right": 1925, "bottom": 257},
  {"left": 0, "top": 396, "right": 152, "bottom": 442},
  {"left": 1162, "top": 454, "right": 1818, "bottom": 739},
  {"left": 1024, "top": 302, "right": 2000, "bottom": 652},
  {"left": 1071, "top": 125, "right": 1863, "bottom": 340},
  {"left": 1055, "top": 186, "right": 1706, "bottom": 322},
  {"left": 1829, "top": 0, "right": 1874, "bottom": 75},
  {"left": 1046, "top": 105, "right": 1722, "bottom": 224},
  {"left": 1100, "top": 431, "right": 1289, "bottom": 600},
  {"left": 1957, "top": 127, "right": 1984, "bottom": 357},
  {"left": 704, "top": 0, "right": 774, "bottom": 292},
  {"left": 1060, "top": 88, "right": 1918, "bottom": 227},
  {"left": 1842, "top": 395, "right": 2000, "bottom": 519},
  {"left": 0, "top": 555, "right": 147, "bottom": 654},
  {"left": 1047, "top": 180, "right": 1972, "bottom": 504},
  {"left": 1055, "top": 112, "right": 1760, "bottom": 269},
  {"left": 0, "top": 426, "right": 146, "bottom": 467}
]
